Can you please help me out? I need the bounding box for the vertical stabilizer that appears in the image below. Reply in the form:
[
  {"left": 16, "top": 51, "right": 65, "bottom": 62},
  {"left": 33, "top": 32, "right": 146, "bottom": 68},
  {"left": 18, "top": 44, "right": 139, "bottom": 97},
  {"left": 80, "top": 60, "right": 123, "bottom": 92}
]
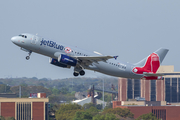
[{"left": 133, "top": 48, "right": 169, "bottom": 74}]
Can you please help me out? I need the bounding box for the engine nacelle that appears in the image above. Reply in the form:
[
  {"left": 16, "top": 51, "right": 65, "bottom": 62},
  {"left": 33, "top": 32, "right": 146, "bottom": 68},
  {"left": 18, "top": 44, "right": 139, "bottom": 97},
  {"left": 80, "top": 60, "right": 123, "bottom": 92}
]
[
  {"left": 49, "top": 58, "right": 71, "bottom": 68},
  {"left": 58, "top": 54, "right": 77, "bottom": 66}
]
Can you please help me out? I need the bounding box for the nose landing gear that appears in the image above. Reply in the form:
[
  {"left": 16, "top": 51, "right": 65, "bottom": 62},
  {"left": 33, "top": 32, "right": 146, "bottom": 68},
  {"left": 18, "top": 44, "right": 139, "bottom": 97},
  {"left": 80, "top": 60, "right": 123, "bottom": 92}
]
[{"left": 26, "top": 51, "right": 32, "bottom": 60}]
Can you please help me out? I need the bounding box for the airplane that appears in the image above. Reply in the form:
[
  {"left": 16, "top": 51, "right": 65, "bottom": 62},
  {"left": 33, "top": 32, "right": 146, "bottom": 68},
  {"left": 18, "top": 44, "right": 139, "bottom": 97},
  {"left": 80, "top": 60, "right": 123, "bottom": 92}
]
[{"left": 11, "top": 33, "right": 169, "bottom": 80}]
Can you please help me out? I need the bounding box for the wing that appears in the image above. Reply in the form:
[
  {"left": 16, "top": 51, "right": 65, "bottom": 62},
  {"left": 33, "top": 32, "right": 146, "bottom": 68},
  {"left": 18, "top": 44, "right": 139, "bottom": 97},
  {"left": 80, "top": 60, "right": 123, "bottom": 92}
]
[
  {"left": 72, "top": 55, "right": 117, "bottom": 67},
  {"left": 74, "top": 56, "right": 114, "bottom": 62},
  {"left": 54, "top": 52, "right": 117, "bottom": 67}
]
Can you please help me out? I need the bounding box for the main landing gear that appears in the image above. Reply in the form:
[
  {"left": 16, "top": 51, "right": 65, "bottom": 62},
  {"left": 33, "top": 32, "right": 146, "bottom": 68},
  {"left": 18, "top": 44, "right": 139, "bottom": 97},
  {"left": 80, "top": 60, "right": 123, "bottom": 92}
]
[
  {"left": 73, "top": 72, "right": 79, "bottom": 76},
  {"left": 73, "top": 70, "right": 85, "bottom": 77},
  {"left": 79, "top": 70, "right": 85, "bottom": 76},
  {"left": 26, "top": 51, "right": 32, "bottom": 60}
]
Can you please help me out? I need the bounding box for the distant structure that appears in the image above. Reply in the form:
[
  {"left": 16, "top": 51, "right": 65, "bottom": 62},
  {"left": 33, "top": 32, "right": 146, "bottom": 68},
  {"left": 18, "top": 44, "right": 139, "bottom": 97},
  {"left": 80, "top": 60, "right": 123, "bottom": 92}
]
[
  {"left": 114, "top": 65, "right": 180, "bottom": 119},
  {"left": 72, "top": 94, "right": 106, "bottom": 106},
  {"left": 73, "top": 85, "right": 106, "bottom": 106},
  {"left": 0, "top": 93, "right": 16, "bottom": 98},
  {"left": 0, "top": 92, "right": 49, "bottom": 120},
  {"left": 118, "top": 65, "right": 180, "bottom": 102},
  {"left": 30, "top": 93, "right": 46, "bottom": 98},
  {"left": 113, "top": 102, "right": 180, "bottom": 120},
  {"left": 75, "top": 92, "right": 87, "bottom": 100}
]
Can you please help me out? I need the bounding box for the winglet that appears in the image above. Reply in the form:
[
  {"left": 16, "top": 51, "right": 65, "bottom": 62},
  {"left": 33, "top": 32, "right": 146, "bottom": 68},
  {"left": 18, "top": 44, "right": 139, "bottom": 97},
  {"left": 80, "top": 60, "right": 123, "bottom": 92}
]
[{"left": 114, "top": 56, "right": 118, "bottom": 60}]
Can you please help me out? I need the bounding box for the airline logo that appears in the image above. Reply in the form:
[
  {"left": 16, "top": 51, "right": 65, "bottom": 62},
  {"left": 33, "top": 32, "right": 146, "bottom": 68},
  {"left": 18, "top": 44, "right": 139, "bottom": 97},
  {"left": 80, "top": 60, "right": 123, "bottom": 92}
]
[
  {"left": 132, "top": 53, "right": 160, "bottom": 74},
  {"left": 40, "top": 39, "right": 64, "bottom": 50},
  {"left": 65, "top": 47, "right": 72, "bottom": 53}
]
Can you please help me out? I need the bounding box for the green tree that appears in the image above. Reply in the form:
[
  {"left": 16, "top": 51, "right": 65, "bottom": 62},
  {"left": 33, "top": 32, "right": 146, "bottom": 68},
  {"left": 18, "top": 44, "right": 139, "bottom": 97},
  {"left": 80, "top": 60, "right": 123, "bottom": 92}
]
[
  {"left": 86, "top": 106, "right": 99, "bottom": 113},
  {"left": 86, "top": 106, "right": 99, "bottom": 116},
  {"left": 48, "top": 93, "right": 76, "bottom": 103},
  {"left": 0, "top": 116, "right": 5, "bottom": 120},
  {"left": 60, "top": 87, "right": 69, "bottom": 94},
  {"left": 0, "top": 84, "right": 11, "bottom": 93},
  {"left": 96, "top": 104, "right": 102, "bottom": 110},
  {"left": 83, "top": 103, "right": 96, "bottom": 110},
  {"left": 20, "top": 83, "right": 28, "bottom": 87},
  {"left": 73, "top": 111, "right": 93, "bottom": 120},
  {"left": 49, "top": 103, "right": 61, "bottom": 118},
  {"left": 10, "top": 86, "right": 52, "bottom": 97},
  {"left": 104, "top": 102, "right": 112, "bottom": 110},
  {"left": 55, "top": 103, "right": 82, "bottom": 120},
  {"left": 6, "top": 117, "right": 15, "bottom": 120},
  {"left": 71, "top": 91, "right": 76, "bottom": 95},
  {"left": 52, "top": 88, "right": 60, "bottom": 95},
  {"left": 93, "top": 113, "right": 118, "bottom": 120},
  {"left": 136, "top": 112, "right": 159, "bottom": 120},
  {"left": 103, "top": 108, "right": 134, "bottom": 118}
]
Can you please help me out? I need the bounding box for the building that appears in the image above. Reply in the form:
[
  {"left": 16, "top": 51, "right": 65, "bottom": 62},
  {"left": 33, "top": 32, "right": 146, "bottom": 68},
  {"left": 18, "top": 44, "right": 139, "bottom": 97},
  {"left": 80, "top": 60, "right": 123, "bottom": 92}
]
[
  {"left": 118, "top": 65, "right": 180, "bottom": 102},
  {"left": 113, "top": 101, "right": 180, "bottom": 120},
  {"left": 0, "top": 93, "right": 49, "bottom": 120},
  {"left": 0, "top": 93, "right": 17, "bottom": 98},
  {"left": 114, "top": 65, "right": 180, "bottom": 120}
]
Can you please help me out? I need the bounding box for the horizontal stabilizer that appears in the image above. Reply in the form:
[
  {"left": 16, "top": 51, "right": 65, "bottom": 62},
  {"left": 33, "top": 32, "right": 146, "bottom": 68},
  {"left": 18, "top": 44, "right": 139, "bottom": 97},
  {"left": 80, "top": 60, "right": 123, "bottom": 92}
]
[
  {"left": 143, "top": 72, "right": 164, "bottom": 76},
  {"left": 113, "top": 56, "right": 118, "bottom": 60}
]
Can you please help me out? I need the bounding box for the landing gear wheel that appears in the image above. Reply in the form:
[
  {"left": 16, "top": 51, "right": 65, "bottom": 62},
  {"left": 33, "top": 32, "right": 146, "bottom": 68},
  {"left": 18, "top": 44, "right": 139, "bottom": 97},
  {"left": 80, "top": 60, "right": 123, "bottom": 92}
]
[
  {"left": 26, "top": 51, "right": 32, "bottom": 60},
  {"left": 79, "top": 70, "right": 85, "bottom": 76},
  {"left": 73, "top": 72, "right": 79, "bottom": 76},
  {"left": 26, "top": 56, "right": 30, "bottom": 60}
]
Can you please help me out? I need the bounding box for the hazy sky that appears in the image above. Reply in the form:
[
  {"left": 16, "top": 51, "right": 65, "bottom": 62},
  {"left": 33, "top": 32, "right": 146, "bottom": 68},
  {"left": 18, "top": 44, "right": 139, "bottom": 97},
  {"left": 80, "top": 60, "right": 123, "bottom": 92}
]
[{"left": 1, "top": 0, "right": 180, "bottom": 79}]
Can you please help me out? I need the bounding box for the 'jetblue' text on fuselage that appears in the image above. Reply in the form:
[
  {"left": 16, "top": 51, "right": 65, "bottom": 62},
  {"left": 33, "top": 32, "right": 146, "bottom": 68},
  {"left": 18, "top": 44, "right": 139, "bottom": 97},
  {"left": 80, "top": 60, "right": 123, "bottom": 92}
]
[{"left": 40, "top": 39, "right": 64, "bottom": 50}]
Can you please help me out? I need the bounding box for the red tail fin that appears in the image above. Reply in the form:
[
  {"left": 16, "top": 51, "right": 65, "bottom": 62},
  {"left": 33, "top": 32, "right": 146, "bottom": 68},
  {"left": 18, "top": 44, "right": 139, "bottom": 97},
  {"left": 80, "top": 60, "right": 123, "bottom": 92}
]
[
  {"left": 143, "top": 53, "right": 160, "bottom": 73},
  {"left": 132, "top": 53, "right": 160, "bottom": 74}
]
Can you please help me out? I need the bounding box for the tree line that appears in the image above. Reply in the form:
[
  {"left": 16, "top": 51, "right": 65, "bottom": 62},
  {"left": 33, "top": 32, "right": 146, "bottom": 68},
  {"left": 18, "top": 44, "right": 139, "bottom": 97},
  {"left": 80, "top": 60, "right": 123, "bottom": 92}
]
[
  {"left": 53, "top": 103, "right": 159, "bottom": 120},
  {"left": 54, "top": 103, "right": 134, "bottom": 120},
  {"left": 0, "top": 77, "right": 118, "bottom": 103}
]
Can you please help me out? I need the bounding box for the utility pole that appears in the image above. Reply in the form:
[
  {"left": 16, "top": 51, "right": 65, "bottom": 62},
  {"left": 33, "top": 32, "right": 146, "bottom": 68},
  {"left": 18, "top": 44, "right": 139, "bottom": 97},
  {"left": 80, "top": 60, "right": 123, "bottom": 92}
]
[
  {"left": 5, "top": 85, "right": 6, "bottom": 93},
  {"left": 103, "top": 79, "right": 104, "bottom": 109},
  {"left": 19, "top": 86, "right": 21, "bottom": 98}
]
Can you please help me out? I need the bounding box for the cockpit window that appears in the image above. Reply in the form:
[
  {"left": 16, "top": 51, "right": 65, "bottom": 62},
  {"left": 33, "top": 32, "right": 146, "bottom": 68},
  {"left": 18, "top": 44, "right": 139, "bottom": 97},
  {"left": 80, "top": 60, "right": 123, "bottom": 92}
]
[{"left": 19, "top": 34, "right": 27, "bottom": 38}]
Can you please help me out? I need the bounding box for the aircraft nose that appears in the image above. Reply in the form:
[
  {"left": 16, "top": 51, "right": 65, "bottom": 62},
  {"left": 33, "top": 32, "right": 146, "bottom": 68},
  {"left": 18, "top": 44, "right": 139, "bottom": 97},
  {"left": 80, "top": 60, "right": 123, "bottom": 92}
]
[{"left": 11, "top": 36, "right": 18, "bottom": 44}]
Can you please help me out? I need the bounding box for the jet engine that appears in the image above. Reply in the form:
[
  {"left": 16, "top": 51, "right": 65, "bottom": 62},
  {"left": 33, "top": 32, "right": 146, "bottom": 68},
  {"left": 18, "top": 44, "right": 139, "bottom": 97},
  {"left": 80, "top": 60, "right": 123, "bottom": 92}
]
[
  {"left": 49, "top": 58, "right": 71, "bottom": 68},
  {"left": 58, "top": 54, "right": 77, "bottom": 66}
]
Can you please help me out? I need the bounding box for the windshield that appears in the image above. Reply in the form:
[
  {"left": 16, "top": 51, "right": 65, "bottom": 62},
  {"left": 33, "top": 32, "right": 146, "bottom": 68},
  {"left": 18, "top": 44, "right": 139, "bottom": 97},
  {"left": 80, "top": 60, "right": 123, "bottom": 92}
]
[{"left": 19, "top": 34, "right": 27, "bottom": 38}]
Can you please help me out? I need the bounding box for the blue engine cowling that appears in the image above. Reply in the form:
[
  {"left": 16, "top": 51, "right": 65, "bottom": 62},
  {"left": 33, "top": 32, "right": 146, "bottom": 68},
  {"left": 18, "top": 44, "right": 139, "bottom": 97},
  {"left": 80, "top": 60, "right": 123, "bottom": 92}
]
[
  {"left": 49, "top": 58, "right": 70, "bottom": 68},
  {"left": 58, "top": 54, "right": 77, "bottom": 66}
]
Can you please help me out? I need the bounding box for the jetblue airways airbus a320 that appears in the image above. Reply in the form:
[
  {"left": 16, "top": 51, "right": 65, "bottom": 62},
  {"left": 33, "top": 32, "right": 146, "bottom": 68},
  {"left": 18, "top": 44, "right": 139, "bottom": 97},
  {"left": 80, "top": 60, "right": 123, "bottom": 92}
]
[{"left": 11, "top": 33, "right": 169, "bottom": 80}]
